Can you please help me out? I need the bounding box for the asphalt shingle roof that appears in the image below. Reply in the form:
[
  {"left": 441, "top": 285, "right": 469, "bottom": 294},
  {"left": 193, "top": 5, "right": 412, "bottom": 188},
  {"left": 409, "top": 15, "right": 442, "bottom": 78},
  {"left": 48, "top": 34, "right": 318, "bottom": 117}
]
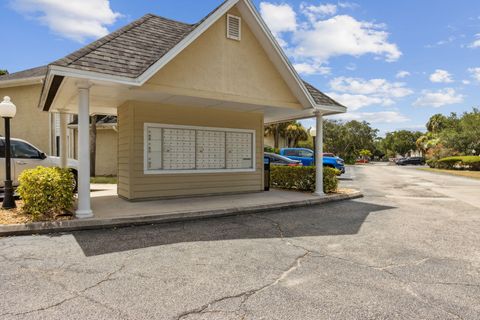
[
  {"left": 302, "top": 81, "right": 345, "bottom": 108},
  {"left": 52, "top": 14, "right": 196, "bottom": 78},
  {"left": 0, "top": 66, "right": 47, "bottom": 81}
]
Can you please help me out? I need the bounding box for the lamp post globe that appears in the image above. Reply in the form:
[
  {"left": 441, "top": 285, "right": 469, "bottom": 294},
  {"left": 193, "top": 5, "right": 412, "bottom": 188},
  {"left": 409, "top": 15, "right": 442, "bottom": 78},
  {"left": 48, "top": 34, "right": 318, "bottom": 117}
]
[
  {"left": 0, "top": 96, "right": 17, "bottom": 118},
  {"left": 0, "top": 96, "right": 17, "bottom": 209}
]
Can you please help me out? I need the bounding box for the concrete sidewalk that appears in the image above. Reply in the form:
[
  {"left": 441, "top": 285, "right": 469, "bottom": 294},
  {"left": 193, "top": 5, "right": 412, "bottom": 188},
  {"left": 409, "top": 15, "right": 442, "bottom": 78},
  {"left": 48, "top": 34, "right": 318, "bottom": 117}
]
[{"left": 0, "top": 188, "right": 362, "bottom": 236}]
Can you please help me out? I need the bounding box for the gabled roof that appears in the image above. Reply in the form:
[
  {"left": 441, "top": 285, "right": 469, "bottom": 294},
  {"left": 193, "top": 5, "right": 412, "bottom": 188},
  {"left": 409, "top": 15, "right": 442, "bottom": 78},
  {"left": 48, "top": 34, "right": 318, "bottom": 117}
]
[{"left": 8, "top": 0, "right": 344, "bottom": 114}]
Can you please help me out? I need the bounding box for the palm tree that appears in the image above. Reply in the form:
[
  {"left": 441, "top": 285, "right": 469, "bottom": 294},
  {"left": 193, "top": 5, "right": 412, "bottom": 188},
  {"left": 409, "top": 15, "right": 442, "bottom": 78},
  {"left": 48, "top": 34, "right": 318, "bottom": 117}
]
[
  {"left": 264, "top": 122, "right": 292, "bottom": 149},
  {"left": 285, "top": 122, "right": 308, "bottom": 147}
]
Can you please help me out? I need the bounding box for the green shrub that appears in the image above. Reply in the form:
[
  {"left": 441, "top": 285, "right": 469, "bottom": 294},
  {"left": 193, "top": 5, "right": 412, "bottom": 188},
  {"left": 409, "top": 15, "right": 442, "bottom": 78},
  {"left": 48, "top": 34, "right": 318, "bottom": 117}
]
[
  {"left": 428, "top": 156, "right": 480, "bottom": 170},
  {"left": 270, "top": 166, "right": 340, "bottom": 193},
  {"left": 426, "top": 159, "right": 437, "bottom": 168},
  {"left": 17, "top": 166, "right": 75, "bottom": 219}
]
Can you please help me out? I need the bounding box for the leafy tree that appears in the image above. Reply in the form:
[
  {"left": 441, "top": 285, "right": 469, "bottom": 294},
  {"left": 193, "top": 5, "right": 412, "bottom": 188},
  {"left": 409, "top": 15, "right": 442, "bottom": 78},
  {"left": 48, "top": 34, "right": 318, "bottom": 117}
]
[
  {"left": 264, "top": 122, "right": 293, "bottom": 149},
  {"left": 285, "top": 122, "right": 308, "bottom": 147},
  {"left": 426, "top": 114, "right": 450, "bottom": 133},
  {"left": 0, "top": 70, "right": 8, "bottom": 76},
  {"left": 383, "top": 130, "right": 423, "bottom": 157},
  {"left": 324, "top": 120, "right": 378, "bottom": 163},
  {"left": 359, "top": 149, "right": 372, "bottom": 160}
]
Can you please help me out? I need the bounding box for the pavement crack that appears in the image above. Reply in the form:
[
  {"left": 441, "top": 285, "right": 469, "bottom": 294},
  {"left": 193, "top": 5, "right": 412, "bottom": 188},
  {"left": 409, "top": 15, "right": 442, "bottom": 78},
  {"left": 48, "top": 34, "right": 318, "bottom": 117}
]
[
  {"left": 175, "top": 250, "right": 311, "bottom": 320},
  {"left": 3, "top": 263, "right": 127, "bottom": 317}
]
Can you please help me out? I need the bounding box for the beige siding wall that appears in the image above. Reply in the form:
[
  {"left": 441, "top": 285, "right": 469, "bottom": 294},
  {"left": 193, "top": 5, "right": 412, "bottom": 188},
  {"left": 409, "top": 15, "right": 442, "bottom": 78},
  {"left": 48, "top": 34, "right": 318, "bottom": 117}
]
[
  {"left": 264, "top": 134, "right": 287, "bottom": 149},
  {"left": 0, "top": 84, "right": 50, "bottom": 152},
  {"left": 147, "top": 7, "right": 302, "bottom": 110},
  {"left": 118, "top": 102, "right": 134, "bottom": 199},
  {"left": 96, "top": 129, "right": 118, "bottom": 176},
  {"left": 118, "top": 101, "right": 263, "bottom": 200},
  {"left": 72, "top": 128, "right": 118, "bottom": 176}
]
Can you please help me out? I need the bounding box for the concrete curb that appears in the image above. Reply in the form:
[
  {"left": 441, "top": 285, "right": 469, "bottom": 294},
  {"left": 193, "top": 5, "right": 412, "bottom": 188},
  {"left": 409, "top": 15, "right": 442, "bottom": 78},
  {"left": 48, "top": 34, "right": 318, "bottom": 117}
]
[{"left": 0, "top": 191, "right": 363, "bottom": 237}]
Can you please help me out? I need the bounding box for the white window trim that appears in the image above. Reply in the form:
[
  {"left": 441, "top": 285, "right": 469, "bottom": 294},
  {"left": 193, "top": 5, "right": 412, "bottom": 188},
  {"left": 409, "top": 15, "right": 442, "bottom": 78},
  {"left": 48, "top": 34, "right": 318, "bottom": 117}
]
[
  {"left": 226, "top": 14, "right": 241, "bottom": 41},
  {"left": 144, "top": 123, "right": 256, "bottom": 175}
]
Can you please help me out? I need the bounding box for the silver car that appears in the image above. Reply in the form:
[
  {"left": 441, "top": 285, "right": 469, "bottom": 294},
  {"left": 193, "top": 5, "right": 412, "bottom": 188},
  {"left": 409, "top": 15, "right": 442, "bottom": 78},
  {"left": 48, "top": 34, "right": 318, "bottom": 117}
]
[{"left": 0, "top": 137, "right": 78, "bottom": 189}]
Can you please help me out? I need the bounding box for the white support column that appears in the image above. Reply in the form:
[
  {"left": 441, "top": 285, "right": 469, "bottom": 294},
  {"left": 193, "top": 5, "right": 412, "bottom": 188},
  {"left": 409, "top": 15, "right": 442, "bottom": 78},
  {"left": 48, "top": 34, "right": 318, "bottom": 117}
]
[
  {"left": 314, "top": 111, "right": 324, "bottom": 196},
  {"left": 59, "top": 111, "right": 68, "bottom": 168},
  {"left": 76, "top": 82, "right": 93, "bottom": 218}
]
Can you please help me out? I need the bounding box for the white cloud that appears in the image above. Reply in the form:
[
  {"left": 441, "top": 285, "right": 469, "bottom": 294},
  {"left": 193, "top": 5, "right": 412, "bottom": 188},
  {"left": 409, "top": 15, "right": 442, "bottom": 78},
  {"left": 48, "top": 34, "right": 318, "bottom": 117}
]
[
  {"left": 469, "top": 34, "right": 480, "bottom": 48},
  {"left": 462, "top": 79, "right": 471, "bottom": 85},
  {"left": 259, "top": 2, "right": 297, "bottom": 35},
  {"left": 325, "top": 93, "right": 386, "bottom": 111},
  {"left": 300, "top": 3, "right": 337, "bottom": 22},
  {"left": 338, "top": 2, "right": 359, "bottom": 9},
  {"left": 327, "top": 77, "right": 412, "bottom": 110},
  {"left": 11, "top": 0, "right": 121, "bottom": 42},
  {"left": 293, "top": 63, "right": 330, "bottom": 75},
  {"left": 292, "top": 15, "right": 401, "bottom": 63},
  {"left": 429, "top": 69, "right": 454, "bottom": 83},
  {"left": 468, "top": 67, "right": 480, "bottom": 82},
  {"left": 396, "top": 70, "right": 410, "bottom": 79},
  {"left": 413, "top": 88, "right": 464, "bottom": 107},
  {"left": 330, "top": 77, "right": 413, "bottom": 98},
  {"left": 333, "top": 111, "right": 410, "bottom": 124},
  {"left": 260, "top": 2, "right": 401, "bottom": 75}
]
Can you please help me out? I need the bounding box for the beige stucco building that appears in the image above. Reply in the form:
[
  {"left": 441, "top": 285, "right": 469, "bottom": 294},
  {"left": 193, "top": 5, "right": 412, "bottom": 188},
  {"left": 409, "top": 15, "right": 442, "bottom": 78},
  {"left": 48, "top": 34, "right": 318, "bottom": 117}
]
[{"left": 0, "top": 0, "right": 346, "bottom": 217}]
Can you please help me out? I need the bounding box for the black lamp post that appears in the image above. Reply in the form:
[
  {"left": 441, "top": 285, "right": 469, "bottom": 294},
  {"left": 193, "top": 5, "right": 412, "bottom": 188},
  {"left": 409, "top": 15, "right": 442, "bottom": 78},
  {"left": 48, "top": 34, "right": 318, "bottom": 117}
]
[
  {"left": 311, "top": 127, "right": 317, "bottom": 165},
  {"left": 0, "top": 96, "right": 17, "bottom": 209}
]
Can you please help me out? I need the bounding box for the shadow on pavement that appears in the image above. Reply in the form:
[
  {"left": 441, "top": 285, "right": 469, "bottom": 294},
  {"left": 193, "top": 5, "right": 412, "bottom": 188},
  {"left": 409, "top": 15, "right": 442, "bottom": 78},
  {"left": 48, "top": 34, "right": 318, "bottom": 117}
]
[{"left": 72, "top": 199, "right": 395, "bottom": 256}]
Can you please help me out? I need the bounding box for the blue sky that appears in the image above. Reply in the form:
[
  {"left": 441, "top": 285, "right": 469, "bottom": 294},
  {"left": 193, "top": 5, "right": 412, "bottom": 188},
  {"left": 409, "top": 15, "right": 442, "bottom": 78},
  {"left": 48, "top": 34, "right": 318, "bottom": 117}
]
[{"left": 1, "top": 0, "right": 480, "bottom": 135}]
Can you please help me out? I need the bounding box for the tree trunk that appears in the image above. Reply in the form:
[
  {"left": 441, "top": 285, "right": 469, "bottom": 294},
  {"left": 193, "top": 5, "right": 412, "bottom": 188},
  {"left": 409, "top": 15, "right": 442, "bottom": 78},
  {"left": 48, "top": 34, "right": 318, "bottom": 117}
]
[
  {"left": 90, "top": 115, "right": 97, "bottom": 177},
  {"left": 274, "top": 125, "right": 279, "bottom": 149}
]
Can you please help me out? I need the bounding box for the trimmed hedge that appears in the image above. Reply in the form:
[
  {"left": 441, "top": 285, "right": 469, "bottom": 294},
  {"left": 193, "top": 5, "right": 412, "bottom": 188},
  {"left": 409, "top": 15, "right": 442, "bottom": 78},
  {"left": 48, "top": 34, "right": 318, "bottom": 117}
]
[
  {"left": 17, "top": 166, "right": 75, "bottom": 220},
  {"left": 427, "top": 156, "right": 480, "bottom": 171},
  {"left": 270, "top": 166, "right": 340, "bottom": 193}
]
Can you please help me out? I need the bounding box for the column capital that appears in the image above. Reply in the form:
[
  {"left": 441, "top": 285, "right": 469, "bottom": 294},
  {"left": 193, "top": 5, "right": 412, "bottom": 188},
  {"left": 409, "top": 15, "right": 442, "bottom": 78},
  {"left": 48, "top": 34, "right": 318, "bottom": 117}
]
[
  {"left": 76, "top": 80, "right": 92, "bottom": 90},
  {"left": 313, "top": 109, "right": 324, "bottom": 116}
]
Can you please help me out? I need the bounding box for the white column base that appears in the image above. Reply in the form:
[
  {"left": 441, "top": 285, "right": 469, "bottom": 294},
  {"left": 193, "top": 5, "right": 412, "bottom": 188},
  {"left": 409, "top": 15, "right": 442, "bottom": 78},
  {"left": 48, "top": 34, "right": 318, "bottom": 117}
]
[
  {"left": 75, "top": 209, "right": 94, "bottom": 219},
  {"left": 313, "top": 191, "right": 325, "bottom": 197}
]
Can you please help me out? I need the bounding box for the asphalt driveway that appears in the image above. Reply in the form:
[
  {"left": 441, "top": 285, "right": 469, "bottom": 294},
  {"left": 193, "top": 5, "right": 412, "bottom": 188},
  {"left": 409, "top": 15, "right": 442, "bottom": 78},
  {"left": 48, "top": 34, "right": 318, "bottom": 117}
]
[{"left": 0, "top": 164, "right": 479, "bottom": 319}]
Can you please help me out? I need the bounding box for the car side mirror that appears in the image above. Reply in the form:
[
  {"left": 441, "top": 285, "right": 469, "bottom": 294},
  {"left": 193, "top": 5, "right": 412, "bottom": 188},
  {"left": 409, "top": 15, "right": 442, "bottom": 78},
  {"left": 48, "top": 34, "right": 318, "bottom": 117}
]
[{"left": 40, "top": 152, "right": 47, "bottom": 160}]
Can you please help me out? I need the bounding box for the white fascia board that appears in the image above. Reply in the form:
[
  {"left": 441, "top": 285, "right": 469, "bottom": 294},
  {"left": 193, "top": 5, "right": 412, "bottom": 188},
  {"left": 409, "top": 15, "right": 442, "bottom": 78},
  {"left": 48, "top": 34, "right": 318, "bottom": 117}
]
[
  {"left": 239, "top": 0, "right": 317, "bottom": 109},
  {"left": 264, "top": 105, "right": 346, "bottom": 124},
  {"left": 315, "top": 104, "right": 347, "bottom": 114},
  {"left": 0, "top": 77, "right": 44, "bottom": 88}
]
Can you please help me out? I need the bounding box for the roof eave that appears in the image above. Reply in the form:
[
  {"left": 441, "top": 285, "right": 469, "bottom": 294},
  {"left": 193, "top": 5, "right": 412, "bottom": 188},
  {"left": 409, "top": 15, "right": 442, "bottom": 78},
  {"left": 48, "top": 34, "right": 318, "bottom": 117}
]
[{"left": 0, "top": 77, "right": 44, "bottom": 89}]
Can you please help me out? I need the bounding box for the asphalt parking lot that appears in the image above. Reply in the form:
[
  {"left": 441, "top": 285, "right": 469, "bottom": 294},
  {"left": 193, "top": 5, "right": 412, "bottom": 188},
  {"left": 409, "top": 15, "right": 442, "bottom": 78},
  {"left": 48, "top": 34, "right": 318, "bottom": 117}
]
[{"left": 0, "top": 164, "right": 479, "bottom": 319}]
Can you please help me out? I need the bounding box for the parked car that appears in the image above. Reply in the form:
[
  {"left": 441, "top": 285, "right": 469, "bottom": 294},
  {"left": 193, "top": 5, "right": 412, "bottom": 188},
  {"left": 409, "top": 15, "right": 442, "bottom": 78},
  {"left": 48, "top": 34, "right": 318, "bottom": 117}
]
[
  {"left": 264, "top": 152, "right": 302, "bottom": 166},
  {"left": 396, "top": 157, "right": 425, "bottom": 166},
  {"left": 279, "top": 148, "right": 345, "bottom": 173},
  {"left": 0, "top": 138, "right": 79, "bottom": 189}
]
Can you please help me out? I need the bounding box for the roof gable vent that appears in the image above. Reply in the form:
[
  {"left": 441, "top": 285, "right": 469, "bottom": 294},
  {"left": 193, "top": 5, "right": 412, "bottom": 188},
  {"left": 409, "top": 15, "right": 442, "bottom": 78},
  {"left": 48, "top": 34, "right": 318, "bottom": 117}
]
[{"left": 227, "top": 14, "right": 241, "bottom": 41}]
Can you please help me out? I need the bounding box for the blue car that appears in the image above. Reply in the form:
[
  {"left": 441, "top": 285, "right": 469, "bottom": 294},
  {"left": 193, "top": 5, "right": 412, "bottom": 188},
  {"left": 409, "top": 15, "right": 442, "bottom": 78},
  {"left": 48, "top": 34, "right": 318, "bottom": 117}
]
[{"left": 279, "top": 148, "right": 345, "bottom": 174}]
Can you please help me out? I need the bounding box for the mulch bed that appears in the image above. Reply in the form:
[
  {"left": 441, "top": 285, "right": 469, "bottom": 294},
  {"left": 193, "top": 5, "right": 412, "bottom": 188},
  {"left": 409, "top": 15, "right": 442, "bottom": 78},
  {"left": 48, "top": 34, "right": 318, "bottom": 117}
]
[{"left": 0, "top": 200, "right": 74, "bottom": 225}]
